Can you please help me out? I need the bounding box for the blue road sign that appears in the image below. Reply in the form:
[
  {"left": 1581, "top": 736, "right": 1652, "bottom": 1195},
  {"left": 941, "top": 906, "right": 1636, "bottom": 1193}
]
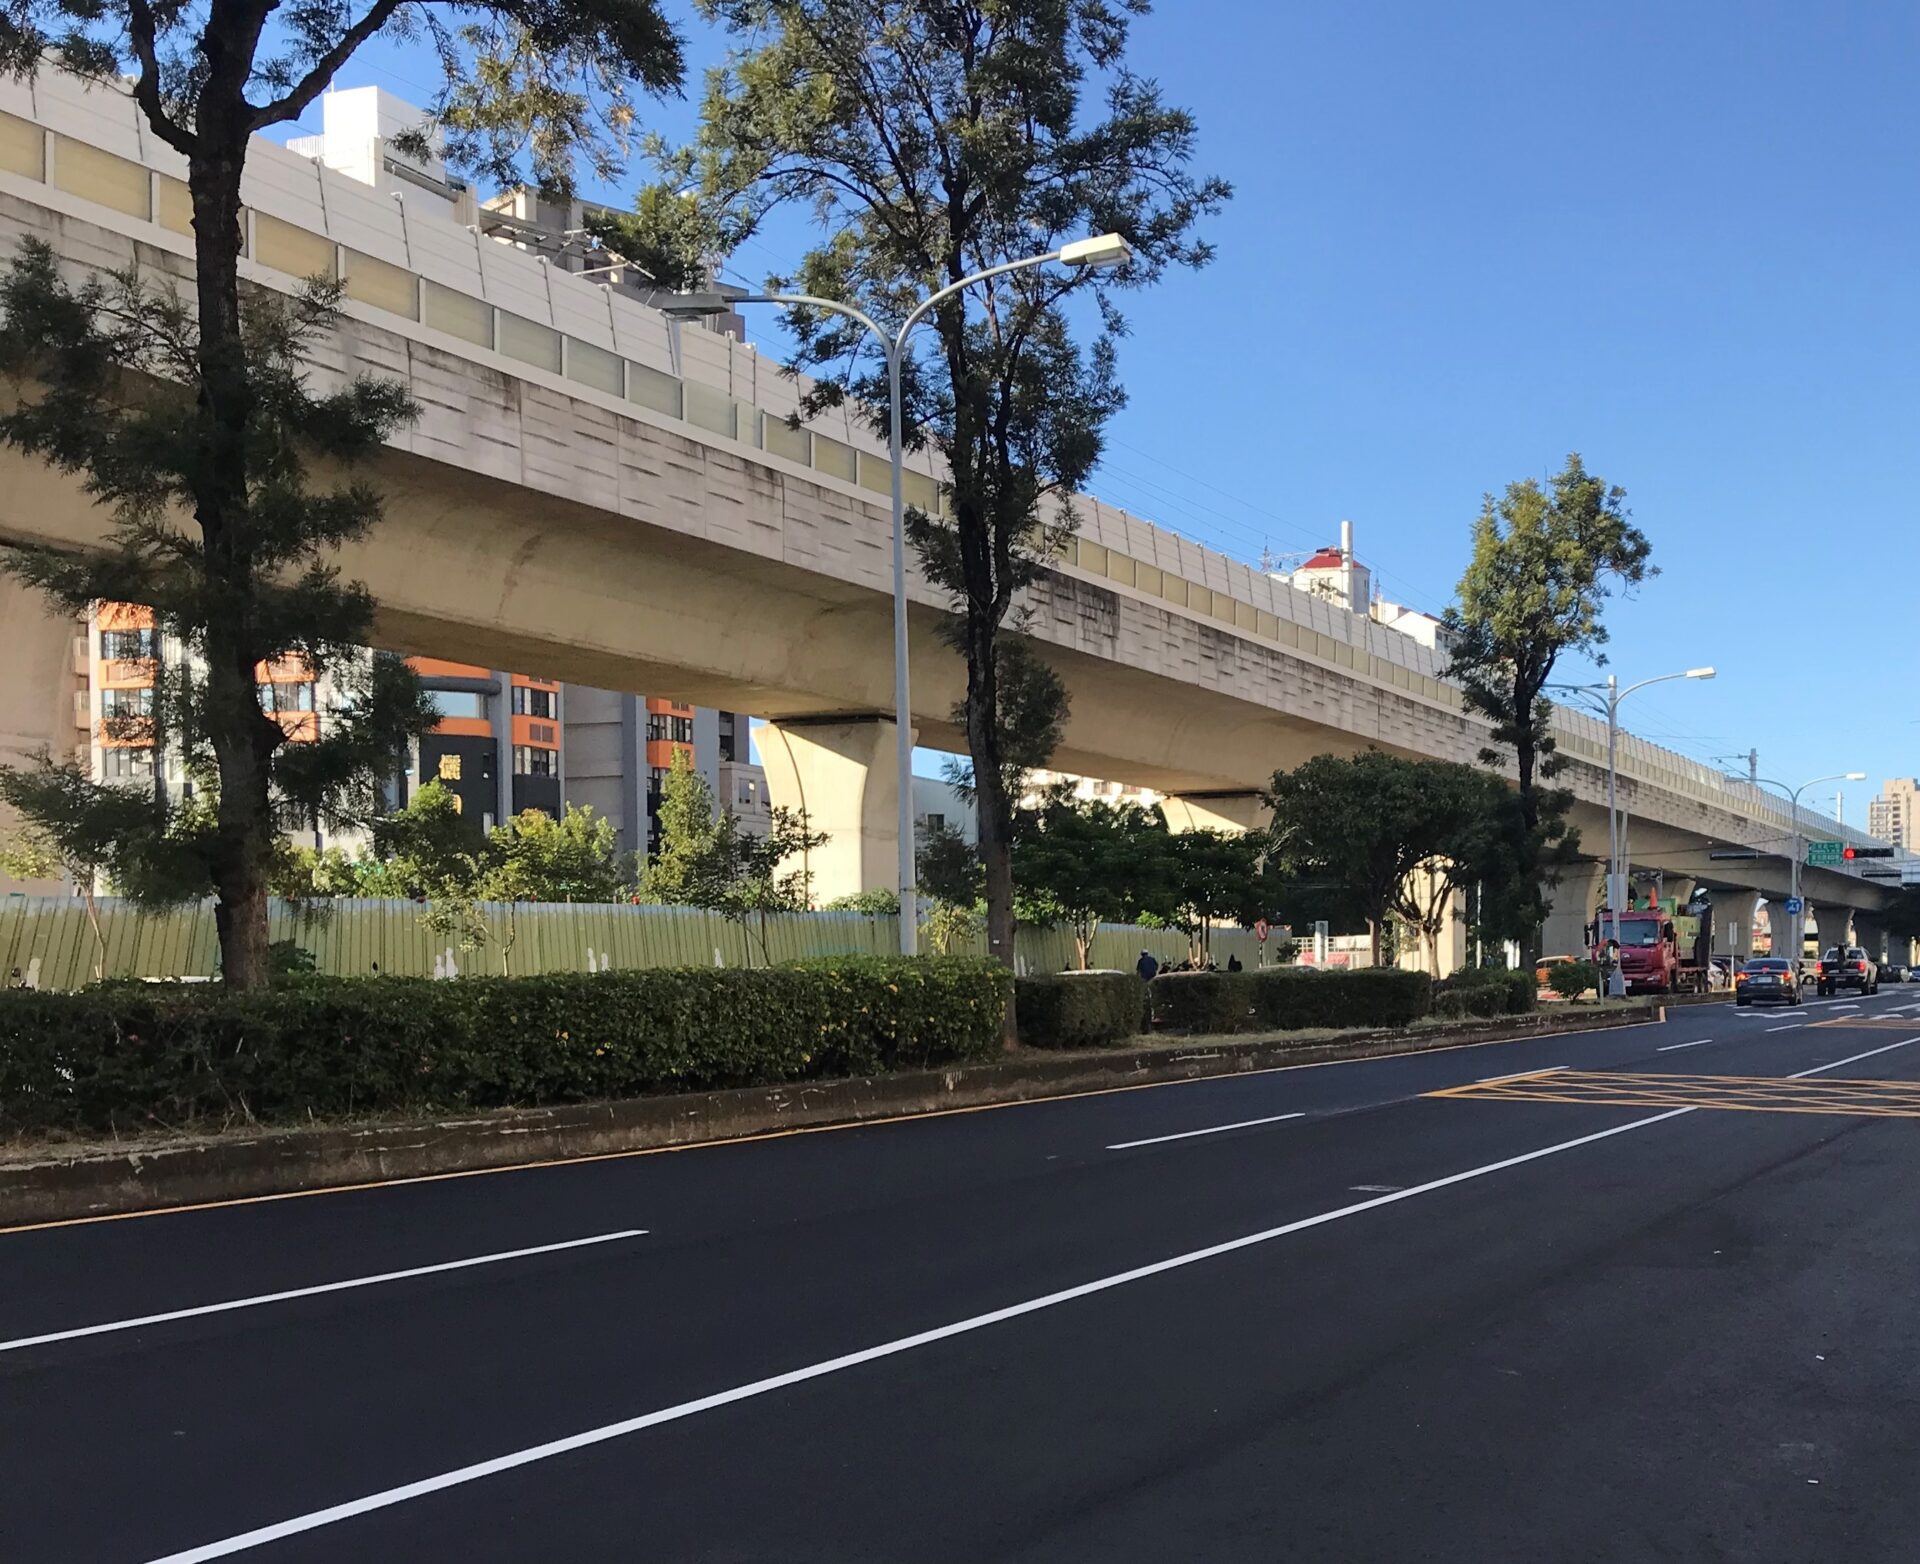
[{"left": 1784, "top": 896, "right": 1804, "bottom": 916}]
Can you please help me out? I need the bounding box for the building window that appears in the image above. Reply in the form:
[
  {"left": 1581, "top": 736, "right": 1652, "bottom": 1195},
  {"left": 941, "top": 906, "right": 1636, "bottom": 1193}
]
[
  {"left": 737, "top": 778, "right": 756, "bottom": 805},
  {"left": 259, "top": 681, "right": 315, "bottom": 713},
  {"left": 100, "top": 629, "right": 156, "bottom": 661},
  {"left": 923, "top": 812, "right": 946, "bottom": 832},
  {"left": 512, "top": 745, "right": 555, "bottom": 777},
  {"left": 646, "top": 714, "right": 668, "bottom": 742},
  {"left": 512, "top": 685, "right": 555, "bottom": 719},
  {"left": 670, "top": 715, "right": 693, "bottom": 744},
  {"left": 718, "top": 711, "right": 740, "bottom": 763},
  {"left": 425, "top": 689, "right": 484, "bottom": 720},
  {"left": 101, "top": 686, "right": 154, "bottom": 719},
  {"left": 101, "top": 745, "right": 153, "bottom": 780}
]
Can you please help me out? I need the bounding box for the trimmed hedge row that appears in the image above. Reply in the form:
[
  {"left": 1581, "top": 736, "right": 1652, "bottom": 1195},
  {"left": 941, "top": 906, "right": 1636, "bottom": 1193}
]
[
  {"left": 1016, "top": 972, "right": 1144, "bottom": 1050},
  {"left": 0, "top": 958, "right": 1012, "bottom": 1136},
  {"left": 1151, "top": 967, "right": 1432, "bottom": 1034},
  {"left": 1436, "top": 966, "right": 1538, "bottom": 1016}
]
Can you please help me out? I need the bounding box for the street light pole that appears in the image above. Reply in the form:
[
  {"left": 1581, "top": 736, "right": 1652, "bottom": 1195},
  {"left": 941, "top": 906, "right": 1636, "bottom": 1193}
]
[
  {"left": 1552, "top": 666, "right": 1715, "bottom": 996},
  {"left": 664, "top": 235, "right": 1133, "bottom": 956},
  {"left": 1736, "top": 771, "right": 1866, "bottom": 967}
]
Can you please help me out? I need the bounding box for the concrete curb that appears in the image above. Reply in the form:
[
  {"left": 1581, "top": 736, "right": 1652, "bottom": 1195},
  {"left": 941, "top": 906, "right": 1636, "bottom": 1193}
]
[{"left": 0, "top": 1005, "right": 1659, "bottom": 1225}]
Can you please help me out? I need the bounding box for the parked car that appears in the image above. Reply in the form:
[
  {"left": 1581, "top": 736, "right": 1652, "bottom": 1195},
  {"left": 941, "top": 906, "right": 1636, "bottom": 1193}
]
[
  {"left": 1735, "top": 957, "right": 1802, "bottom": 1007},
  {"left": 1817, "top": 946, "right": 1879, "bottom": 997},
  {"left": 1535, "top": 954, "right": 1582, "bottom": 988},
  {"left": 1883, "top": 963, "right": 1910, "bottom": 984}
]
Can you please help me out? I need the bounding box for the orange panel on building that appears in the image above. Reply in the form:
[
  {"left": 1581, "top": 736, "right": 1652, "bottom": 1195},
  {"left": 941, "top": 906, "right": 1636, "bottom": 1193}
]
[
  {"left": 645, "top": 739, "right": 695, "bottom": 768},
  {"left": 436, "top": 716, "right": 494, "bottom": 740},
  {"left": 410, "top": 656, "right": 492, "bottom": 681}
]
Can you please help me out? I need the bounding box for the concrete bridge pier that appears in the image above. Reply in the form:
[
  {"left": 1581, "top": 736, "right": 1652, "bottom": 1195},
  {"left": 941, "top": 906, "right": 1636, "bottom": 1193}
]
[
  {"left": 757, "top": 716, "right": 910, "bottom": 907},
  {"left": 1852, "top": 916, "right": 1888, "bottom": 964},
  {"left": 1713, "top": 890, "right": 1759, "bottom": 964},
  {"left": 1542, "top": 861, "right": 1608, "bottom": 959},
  {"left": 1163, "top": 791, "right": 1269, "bottom": 835},
  {"left": 1809, "top": 904, "right": 1853, "bottom": 959}
]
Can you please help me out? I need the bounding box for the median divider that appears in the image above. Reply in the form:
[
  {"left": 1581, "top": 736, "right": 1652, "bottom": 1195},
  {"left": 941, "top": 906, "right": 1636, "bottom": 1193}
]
[{"left": 0, "top": 1001, "right": 1659, "bottom": 1226}]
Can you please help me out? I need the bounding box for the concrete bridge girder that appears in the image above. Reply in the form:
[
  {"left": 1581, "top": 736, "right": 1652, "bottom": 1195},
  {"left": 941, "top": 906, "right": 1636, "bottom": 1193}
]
[{"left": 0, "top": 197, "right": 1904, "bottom": 929}]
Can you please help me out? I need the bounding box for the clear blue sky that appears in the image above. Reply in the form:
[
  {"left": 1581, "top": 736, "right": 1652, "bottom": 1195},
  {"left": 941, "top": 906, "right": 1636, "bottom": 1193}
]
[{"left": 313, "top": 2, "right": 1920, "bottom": 819}]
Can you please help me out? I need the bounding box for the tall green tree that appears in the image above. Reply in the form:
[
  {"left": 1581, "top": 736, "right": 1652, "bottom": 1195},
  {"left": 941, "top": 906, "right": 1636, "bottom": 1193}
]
[
  {"left": 1266, "top": 751, "right": 1509, "bottom": 969},
  {"left": 358, "top": 780, "right": 485, "bottom": 899},
  {"left": 489, "top": 803, "right": 628, "bottom": 902},
  {"left": 1380, "top": 766, "right": 1514, "bottom": 974},
  {"left": 1166, "top": 828, "right": 1264, "bottom": 967},
  {"left": 1015, "top": 791, "right": 1175, "bottom": 969},
  {"left": 1443, "top": 454, "right": 1653, "bottom": 962},
  {"left": 0, "top": 0, "right": 683, "bottom": 989},
  {"left": 620, "top": 0, "right": 1226, "bottom": 979},
  {"left": 643, "top": 747, "right": 828, "bottom": 962}
]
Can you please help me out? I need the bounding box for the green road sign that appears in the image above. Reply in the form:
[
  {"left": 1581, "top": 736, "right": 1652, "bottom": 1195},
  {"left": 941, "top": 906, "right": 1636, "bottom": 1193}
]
[{"left": 1806, "top": 840, "right": 1843, "bottom": 867}]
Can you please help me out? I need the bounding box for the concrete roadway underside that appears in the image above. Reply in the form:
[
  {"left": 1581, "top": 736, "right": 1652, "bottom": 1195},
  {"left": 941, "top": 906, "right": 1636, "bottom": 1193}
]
[{"left": 8, "top": 988, "right": 1920, "bottom": 1561}]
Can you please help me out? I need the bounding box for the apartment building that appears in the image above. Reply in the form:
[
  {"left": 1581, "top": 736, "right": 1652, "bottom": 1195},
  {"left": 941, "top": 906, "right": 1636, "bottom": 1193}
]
[
  {"left": 71, "top": 602, "right": 367, "bottom": 853},
  {"left": 1868, "top": 780, "right": 1920, "bottom": 852}
]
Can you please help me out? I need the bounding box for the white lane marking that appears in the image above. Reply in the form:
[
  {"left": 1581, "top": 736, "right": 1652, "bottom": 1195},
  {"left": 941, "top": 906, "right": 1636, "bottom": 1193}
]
[
  {"left": 1829, "top": 1004, "right": 1860, "bottom": 1011},
  {"left": 1476, "top": 1066, "right": 1568, "bottom": 1084},
  {"left": 1658, "top": 1038, "right": 1716, "bottom": 1052},
  {"left": 1766, "top": 1025, "right": 1804, "bottom": 1033},
  {"left": 1106, "top": 1112, "right": 1305, "bottom": 1150},
  {"left": 0, "top": 1231, "right": 648, "bottom": 1357},
  {"left": 141, "top": 1107, "right": 1697, "bottom": 1564},
  {"left": 1789, "top": 1036, "right": 1920, "bottom": 1079}
]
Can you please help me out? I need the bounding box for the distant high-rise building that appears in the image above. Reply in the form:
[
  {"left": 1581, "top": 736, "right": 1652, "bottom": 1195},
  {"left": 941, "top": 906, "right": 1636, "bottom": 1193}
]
[{"left": 1868, "top": 779, "right": 1920, "bottom": 851}]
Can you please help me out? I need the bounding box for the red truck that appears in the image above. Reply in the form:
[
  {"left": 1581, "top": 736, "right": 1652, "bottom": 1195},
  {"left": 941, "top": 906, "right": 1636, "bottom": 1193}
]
[{"left": 1591, "top": 905, "right": 1710, "bottom": 996}]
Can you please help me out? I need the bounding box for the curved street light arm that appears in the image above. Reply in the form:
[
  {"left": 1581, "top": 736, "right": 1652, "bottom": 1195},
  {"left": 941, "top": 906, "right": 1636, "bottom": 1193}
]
[{"left": 896, "top": 248, "right": 1065, "bottom": 349}]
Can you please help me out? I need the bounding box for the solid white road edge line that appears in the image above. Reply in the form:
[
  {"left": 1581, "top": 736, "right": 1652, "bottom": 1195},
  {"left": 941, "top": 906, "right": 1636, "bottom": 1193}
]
[
  {"left": 1788, "top": 1036, "right": 1920, "bottom": 1079},
  {"left": 1106, "top": 1112, "right": 1305, "bottom": 1150},
  {"left": 141, "top": 1107, "right": 1699, "bottom": 1564},
  {"left": 1475, "top": 1066, "right": 1568, "bottom": 1084},
  {"left": 0, "top": 1231, "right": 649, "bottom": 1356},
  {"left": 1766, "top": 1024, "right": 1804, "bottom": 1033},
  {"left": 1658, "top": 1039, "right": 1716, "bottom": 1052}
]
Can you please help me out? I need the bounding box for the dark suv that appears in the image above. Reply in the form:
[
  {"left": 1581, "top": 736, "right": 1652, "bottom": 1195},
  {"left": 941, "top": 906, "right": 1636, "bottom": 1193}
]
[{"left": 1817, "top": 946, "right": 1879, "bottom": 996}]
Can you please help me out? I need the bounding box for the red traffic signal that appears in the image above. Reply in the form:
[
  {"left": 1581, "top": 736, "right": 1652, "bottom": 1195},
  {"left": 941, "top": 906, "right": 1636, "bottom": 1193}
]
[{"left": 1844, "top": 846, "right": 1856, "bottom": 860}]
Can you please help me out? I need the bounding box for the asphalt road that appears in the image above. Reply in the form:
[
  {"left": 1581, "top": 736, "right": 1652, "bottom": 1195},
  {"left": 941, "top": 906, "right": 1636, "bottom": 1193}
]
[{"left": 8, "top": 986, "right": 1920, "bottom": 1562}]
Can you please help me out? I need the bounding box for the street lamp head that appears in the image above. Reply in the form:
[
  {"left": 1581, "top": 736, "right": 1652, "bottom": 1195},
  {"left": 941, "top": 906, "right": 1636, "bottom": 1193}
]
[
  {"left": 1845, "top": 771, "right": 1867, "bottom": 781},
  {"left": 1059, "top": 233, "right": 1133, "bottom": 270},
  {"left": 1685, "top": 666, "right": 1716, "bottom": 680},
  {"left": 656, "top": 290, "right": 737, "bottom": 320}
]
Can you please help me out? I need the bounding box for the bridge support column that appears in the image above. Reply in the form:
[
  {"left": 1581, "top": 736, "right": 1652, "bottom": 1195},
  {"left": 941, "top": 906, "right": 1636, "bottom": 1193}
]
[
  {"left": 758, "top": 717, "right": 908, "bottom": 907},
  {"left": 1163, "top": 791, "right": 1269, "bottom": 835},
  {"left": 1714, "top": 891, "right": 1759, "bottom": 963},
  {"left": 1852, "top": 916, "right": 1887, "bottom": 964},
  {"left": 1809, "top": 904, "right": 1852, "bottom": 959},
  {"left": 1542, "top": 861, "right": 1608, "bottom": 960}
]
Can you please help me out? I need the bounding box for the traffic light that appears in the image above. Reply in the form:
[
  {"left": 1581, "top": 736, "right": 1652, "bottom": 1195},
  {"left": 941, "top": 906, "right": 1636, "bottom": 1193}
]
[{"left": 1843, "top": 846, "right": 1895, "bottom": 860}]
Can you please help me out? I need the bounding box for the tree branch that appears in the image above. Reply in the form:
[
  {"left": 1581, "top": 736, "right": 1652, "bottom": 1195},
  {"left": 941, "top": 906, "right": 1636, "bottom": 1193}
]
[
  {"left": 246, "top": 0, "right": 408, "bottom": 131},
  {"left": 125, "top": 0, "right": 197, "bottom": 155}
]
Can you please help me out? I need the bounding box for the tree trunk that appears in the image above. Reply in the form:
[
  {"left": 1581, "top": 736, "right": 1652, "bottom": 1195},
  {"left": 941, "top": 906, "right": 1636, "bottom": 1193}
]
[
  {"left": 1424, "top": 923, "right": 1440, "bottom": 976},
  {"left": 188, "top": 118, "right": 279, "bottom": 992},
  {"left": 963, "top": 612, "right": 1019, "bottom": 1046},
  {"left": 81, "top": 885, "right": 105, "bottom": 982},
  {"left": 1368, "top": 918, "right": 1382, "bottom": 968}
]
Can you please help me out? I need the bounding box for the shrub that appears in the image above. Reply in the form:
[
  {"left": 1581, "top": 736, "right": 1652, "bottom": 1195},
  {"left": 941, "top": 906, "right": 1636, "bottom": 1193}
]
[
  {"left": 1548, "top": 960, "right": 1599, "bottom": 1002},
  {"left": 0, "top": 958, "right": 1011, "bottom": 1136},
  {"left": 1151, "top": 970, "right": 1256, "bottom": 1033},
  {"left": 1150, "top": 967, "right": 1432, "bottom": 1034},
  {"left": 1017, "top": 972, "right": 1142, "bottom": 1050},
  {"left": 1438, "top": 966, "right": 1535, "bottom": 1015},
  {"left": 1249, "top": 968, "right": 1432, "bottom": 1031},
  {"left": 1434, "top": 985, "right": 1504, "bottom": 1021}
]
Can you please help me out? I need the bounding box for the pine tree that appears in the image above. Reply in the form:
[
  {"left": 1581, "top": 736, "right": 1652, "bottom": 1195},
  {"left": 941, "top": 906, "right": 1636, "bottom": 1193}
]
[{"left": 0, "top": 0, "right": 684, "bottom": 987}]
